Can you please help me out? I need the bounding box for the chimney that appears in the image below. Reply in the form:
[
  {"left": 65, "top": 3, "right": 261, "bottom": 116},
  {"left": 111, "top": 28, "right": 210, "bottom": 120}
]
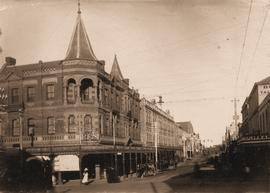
[{"left": 5, "top": 57, "right": 16, "bottom": 66}]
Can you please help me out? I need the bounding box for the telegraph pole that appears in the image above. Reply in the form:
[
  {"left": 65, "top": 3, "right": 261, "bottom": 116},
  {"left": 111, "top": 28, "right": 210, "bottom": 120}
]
[
  {"left": 154, "top": 122, "right": 158, "bottom": 172},
  {"left": 19, "top": 108, "right": 23, "bottom": 150},
  {"left": 231, "top": 98, "right": 240, "bottom": 137}
]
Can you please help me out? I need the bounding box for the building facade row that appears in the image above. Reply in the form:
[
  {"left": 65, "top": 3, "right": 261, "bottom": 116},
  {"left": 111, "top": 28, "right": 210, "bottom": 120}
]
[
  {"left": 239, "top": 76, "right": 270, "bottom": 138},
  {"left": 233, "top": 76, "right": 270, "bottom": 171},
  {"left": 0, "top": 6, "right": 200, "bottom": 182}
]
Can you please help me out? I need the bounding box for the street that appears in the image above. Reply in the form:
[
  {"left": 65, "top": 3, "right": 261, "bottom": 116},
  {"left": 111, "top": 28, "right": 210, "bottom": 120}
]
[{"left": 53, "top": 161, "right": 270, "bottom": 193}]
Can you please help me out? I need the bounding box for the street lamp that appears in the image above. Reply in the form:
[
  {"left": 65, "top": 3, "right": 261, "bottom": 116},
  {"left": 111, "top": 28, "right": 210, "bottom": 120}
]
[{"left": 154, "top": 121, "right": 159, "bottom": 172}]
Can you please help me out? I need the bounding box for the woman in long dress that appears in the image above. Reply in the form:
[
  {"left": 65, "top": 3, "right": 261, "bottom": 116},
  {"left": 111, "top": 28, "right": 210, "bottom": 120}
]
[{"left": 82, "top": 168, "right": 89, "bottom": 184}]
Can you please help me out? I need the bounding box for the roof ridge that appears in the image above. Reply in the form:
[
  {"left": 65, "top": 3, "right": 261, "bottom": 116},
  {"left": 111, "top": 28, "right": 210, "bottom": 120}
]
[{"left": 257, "top": 76, "right": 270, "bottom": 84}]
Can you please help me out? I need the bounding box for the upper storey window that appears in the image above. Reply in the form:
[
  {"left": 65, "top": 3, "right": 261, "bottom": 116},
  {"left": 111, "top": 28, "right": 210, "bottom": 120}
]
[
  {"left": 84, "top": 115, "right": 92, "bottom": 132},
  {"left": 27, "top": 87, "right": 35, "bottom": 102},
  {"left": 68, "top": 115, "right": 76, "bottom": 133},
  {"left": 27, "top": 118, "right": 35, "bottom": 136},
  {"left": 67, "top": 79, "right": 76, "bottom": 103},
  {"left": 80, "top": 79, "right": 94, "bottom": 103},
  {"left": 12, "top": 119, "right": 20, "bottom": 136},
  {"left": 0, "top": 119, "right": 3, "bottom": 136},
  {"left": 46, "top": 84, "right": 55, "bottom": 100},
  {"left": 47, "top": 117, "right": 56, "bottom": 134},
  {"left": 11, "top": 88, "right": 19, "bottom": 104}
]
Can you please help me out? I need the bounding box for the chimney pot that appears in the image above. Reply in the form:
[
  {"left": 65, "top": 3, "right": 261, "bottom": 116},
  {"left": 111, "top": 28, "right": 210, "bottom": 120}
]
[{"left": 5, "top": 57, "right": 16, "bottom": 66}]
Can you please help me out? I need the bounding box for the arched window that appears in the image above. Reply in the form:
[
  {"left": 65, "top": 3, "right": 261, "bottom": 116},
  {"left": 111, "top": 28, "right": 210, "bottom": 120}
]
[
  {"left": 67, "top": 79, "right": 76, "bottom": 103},
  {"left": 27, "top": 118, "right": 35, "bottom": 136},
  {"left": 80, "top": 79, "right": 94, "bottom": 103},
  {"left": 68, "top": 115, "right": 76, "bottom": 133},
  {"left": 12, "top": 119, "right": 20, "bottom": 136},
  {"left": 84, "top": 115, "right": 92, "bottom": 132},
  {"left": 97, "top": 81, "right": 100, "bottom": 101},
  {"left": 47, "top": 117, "right": 55, "bottom": 134}
]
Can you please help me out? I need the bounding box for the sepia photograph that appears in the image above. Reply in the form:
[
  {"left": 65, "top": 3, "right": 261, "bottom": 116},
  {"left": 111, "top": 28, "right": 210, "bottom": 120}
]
[{"left": 0, "top": 0, "right": 269, "bottom": 192}]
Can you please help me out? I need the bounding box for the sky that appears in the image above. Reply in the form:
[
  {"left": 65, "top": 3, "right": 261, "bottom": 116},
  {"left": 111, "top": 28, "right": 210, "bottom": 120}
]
[{"left": 0, "top": 0, "right": 270, "bottom": 145}]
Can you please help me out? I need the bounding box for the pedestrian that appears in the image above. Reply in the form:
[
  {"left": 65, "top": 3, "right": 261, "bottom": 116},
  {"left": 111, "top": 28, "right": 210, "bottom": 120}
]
[
  {"left": 82, "top": 168, "right": 89, "bottom": 185},
  {"left": 52, "top": 173, "right": 57, "bottom": 186}
]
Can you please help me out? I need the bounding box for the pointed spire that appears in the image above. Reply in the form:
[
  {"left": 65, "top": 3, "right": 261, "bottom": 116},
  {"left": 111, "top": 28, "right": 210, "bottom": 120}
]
[
  {"left": 111, "top": 54, "right": 124, "bottom": 80},
  {"left": 65, "top": 1, "right": 97, "bottom": 60},
  {"left": 77, "top": 0, "right": 81, "bottom": 14}
]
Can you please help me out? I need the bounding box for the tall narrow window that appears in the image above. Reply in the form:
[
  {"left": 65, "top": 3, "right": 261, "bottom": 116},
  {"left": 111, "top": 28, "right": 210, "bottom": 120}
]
[
  {"left": 47, "top": 117, "right": 55, "bottom": 134},
  {"left": 84, "top": 115, "right": 92, "bottom": 132},
  {"left": 99, "top": 115, "right": 102, "bottom": 131},
  {"left": 27, "top": 87, "right": 35, "bottom": 102},
  {"left": 105, "top": 116, "right": 110, "bottom": 136},
  {"left": 27, "top": 118, "right": 35, "bottom": 136},
  {"left": 104, "top": 89, "right": 108, "bottom": 106},
  {"left": 46, "top": 84, "right": 55, "bottom": 100},
  {"left": 0, "top": 120, "right": 3, "bottom": 136},
  {"left": 68, "top": 115, "right": 76, "bottom": 133},
  {"left": 67, "top": 79, "right": 76, "bottom": 103},
  {"left": 80, "top": 79, "right": 93, "bottom": 103},
  {"left": 12, "top": 119, "right": 20, "bottom": 136},
  {"left": 11, "top": 88, "right": 19, "bottom": 104}
]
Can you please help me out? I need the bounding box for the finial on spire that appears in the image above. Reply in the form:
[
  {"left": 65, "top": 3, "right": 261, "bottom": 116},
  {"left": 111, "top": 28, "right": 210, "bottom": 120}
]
[{"left": 77, "top": 0, "right": 81, "bottom": 14}]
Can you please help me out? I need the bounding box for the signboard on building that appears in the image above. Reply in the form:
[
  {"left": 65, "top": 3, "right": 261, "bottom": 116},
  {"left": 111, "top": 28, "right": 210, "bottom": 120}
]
[{"left": 53, "top": 155, "right": 79, "bottom": 171}]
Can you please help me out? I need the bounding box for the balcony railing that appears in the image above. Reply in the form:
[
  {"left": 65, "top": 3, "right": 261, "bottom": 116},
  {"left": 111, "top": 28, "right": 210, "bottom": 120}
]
[
  {"left": 238, "top": 134, "right": 270, "bottom": 144},
  {"left": 0, "top": 134, "right": 83, "bottom": 148}
]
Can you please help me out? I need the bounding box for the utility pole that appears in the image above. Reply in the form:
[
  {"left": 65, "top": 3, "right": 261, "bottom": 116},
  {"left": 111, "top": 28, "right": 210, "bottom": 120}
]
[
  {"left": 0, "top": 28, "right": 2, "bottom": 53},
  {"left": 19, "top": 108, "right": 23, "bottom": 150},
  {"left": 154, "top": 121, "right": 158, "bottom": 172},
  {"left": 112, "top": 114, "right": 118, "bottom": 173},
  {"left": 231, "top": 98, "right": 240, "bottom": 137}
]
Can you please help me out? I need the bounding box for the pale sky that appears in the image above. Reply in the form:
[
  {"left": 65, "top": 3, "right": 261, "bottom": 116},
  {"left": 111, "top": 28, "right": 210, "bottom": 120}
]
[{"left": 1, "top": 0, "right": 270, "bottom": 145}]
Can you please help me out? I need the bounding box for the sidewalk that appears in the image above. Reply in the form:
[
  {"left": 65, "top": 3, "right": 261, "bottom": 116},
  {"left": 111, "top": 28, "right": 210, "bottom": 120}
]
[{"left": 55, "top": 158, "right": 202, "bottom": 188}]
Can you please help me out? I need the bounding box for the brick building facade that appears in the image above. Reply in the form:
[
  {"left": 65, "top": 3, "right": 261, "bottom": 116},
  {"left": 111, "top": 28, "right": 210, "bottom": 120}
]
[{"left": 0, "top": 6, "right": 186, "bottom": 182}]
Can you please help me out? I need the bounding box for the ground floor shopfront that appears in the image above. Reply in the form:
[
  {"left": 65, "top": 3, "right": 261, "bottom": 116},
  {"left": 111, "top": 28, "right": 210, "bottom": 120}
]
[
  {"left": 14, "top": 144, "right": 180, "bottom": 184},
  {"left": 225, "top": 137, "right": 270, "bottom": 176}
]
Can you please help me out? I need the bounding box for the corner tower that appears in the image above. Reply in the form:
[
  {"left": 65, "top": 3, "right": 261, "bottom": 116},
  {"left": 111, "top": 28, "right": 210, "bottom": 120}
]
[{"left": 65, "top": 1, "right": 97, "bottom": 60}]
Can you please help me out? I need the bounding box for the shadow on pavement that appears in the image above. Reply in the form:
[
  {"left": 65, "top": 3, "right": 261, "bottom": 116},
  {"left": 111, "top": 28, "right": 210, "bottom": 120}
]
[{"left": 164, "top": 167, "right": 270, "bottom": 193}]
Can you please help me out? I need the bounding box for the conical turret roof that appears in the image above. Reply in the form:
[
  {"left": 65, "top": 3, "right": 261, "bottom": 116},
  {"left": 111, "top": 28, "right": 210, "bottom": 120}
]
[
  {"left": 65, "top": 10, "right": 97, "bottom": 60},
  {"left": 111, "top": 55, "right": 124, "bottom": 80}
]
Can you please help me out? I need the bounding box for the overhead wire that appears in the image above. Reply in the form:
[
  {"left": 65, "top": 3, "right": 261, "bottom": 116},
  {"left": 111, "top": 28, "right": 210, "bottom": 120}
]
[
  {"left": 163, "top": 96, "right": 233, "bottom": 104},
  {"left": 244, "top": 5, "right": 269, "bottom": 91},
  {"left": 234, "top": 0, "right": 254, "bottom": 96}
]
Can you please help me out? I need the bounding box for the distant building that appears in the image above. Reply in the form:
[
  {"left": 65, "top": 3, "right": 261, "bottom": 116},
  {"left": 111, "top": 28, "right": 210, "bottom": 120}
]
[
  {"left": 226, "top": 122, "right": 238, "bottom": 141},
  {"left": 176, "top": 122, "right": 201, "bottom": 158},
  {"left": 140, "top": 98, "right": 181, "bottom": 166},
  {"left": 176, "top": 121, "right": 194, "bottom": 134}
]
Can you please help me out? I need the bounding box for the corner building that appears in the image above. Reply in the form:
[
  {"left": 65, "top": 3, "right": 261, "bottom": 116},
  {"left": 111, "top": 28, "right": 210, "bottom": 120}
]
[
  {"left": 238, "top": 76, "right": 270, "bottom": 172},
  {"left": 0, "top": 9, "right": 149, "bottom": 181}
]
